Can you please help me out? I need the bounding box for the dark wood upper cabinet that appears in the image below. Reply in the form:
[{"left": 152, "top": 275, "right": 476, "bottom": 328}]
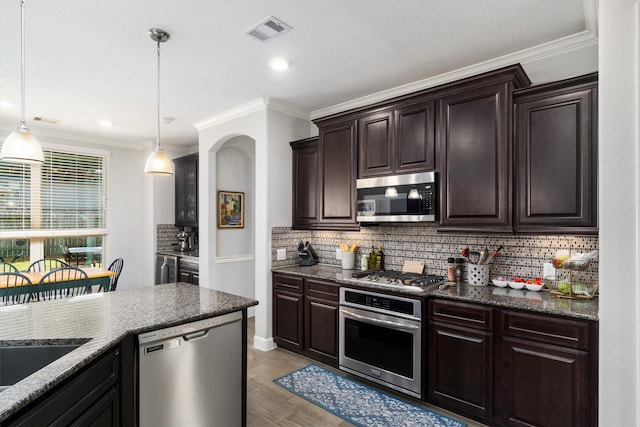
[
  {"left": 437, "top": 66, "right": 530, "bottom": 232},
  {"left": 357, "top": 101, "right": 435, "bottom": 178},
  {"left": 395, "top": 101, "right": 436, "bottom": 174},
  {"left": 290, "top": 137, "right": 320, "bottom": 229},
  {"left": 358, "top": 110, "right": 394, "bottom": 177},
  {"left": 174, "top": 153, "right": 198, "bottom": 228},
  {"left": 318, "top": 119, "right": 359, "bottom": 230},
  {"left": 514, "top": 73, "right": 598, "bottom": 234}
]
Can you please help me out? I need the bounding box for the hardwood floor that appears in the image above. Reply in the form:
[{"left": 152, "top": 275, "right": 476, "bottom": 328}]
[{"left": 246, "top": 317, "right": 487, "bottom": 427}]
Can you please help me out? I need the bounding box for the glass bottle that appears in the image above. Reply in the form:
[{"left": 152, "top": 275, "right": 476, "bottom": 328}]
[
  {"left": 377, "top": 244, "right": 385, "bottom": 270},
  {"left": 455, "top": 258, "right": 464, "bottom": 282},
  {"left": 368, "top": 246, "right": 377, "bottom": 270}
]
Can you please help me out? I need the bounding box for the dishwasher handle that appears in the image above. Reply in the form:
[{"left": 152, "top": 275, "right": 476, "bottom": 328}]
[{"left": 183, "top": 329, "right": 210, "bottom": 342}]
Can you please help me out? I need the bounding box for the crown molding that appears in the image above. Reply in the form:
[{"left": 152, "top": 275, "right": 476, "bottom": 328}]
[
  {"left": 194, "top": 98, "right": 310, "bottom": 131},
  {"left": 310, "top": 22, "right": 598, "bottom": 121}
]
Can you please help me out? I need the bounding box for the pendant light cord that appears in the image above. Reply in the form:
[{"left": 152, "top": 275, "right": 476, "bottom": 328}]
[
  {"left": 156, "top": 39, "right": 161, "bottom": 151},
  {"left": 19, "top": 0, "right": 28, "bottom": 132}
]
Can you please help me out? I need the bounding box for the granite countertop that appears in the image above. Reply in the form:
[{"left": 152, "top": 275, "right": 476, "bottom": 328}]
[
  {"left": 156, "top": 248, "right": 199, "bottom": 260},
  {"left": 0, "top": 283, "right": 257, "bottom": 421},
  {"left": 272, "top": 264, "right": 598, "bottom": 321}
]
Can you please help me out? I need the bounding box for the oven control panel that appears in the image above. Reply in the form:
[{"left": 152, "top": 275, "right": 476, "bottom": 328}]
[{"left": 341, "top": 288, "right": 421, "bottom": 320}]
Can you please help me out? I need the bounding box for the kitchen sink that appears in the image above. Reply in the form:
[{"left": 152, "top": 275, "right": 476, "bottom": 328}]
[{"left": 0, "top": 343, "right": 84, "bottom": 392}]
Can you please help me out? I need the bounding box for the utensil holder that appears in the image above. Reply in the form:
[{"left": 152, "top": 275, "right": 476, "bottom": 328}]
[
  {"left": 341, "top": 252, "right": 355, "bottom": 270},
  {"left": 468, "top": 264, "right": 489, "bottom": 286}
]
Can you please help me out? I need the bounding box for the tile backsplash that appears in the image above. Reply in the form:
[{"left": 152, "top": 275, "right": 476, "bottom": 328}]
[
  {"left": 271, "top": 225, "right": 598, "bottom": 284},
  {"left": 157, "top": 224, "right": 181, "bottom": 251}
]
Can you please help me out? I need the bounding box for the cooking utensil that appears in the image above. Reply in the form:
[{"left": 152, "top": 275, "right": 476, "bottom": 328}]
[
  {"left": 461, "top": 247, "right": 469, "bottom": 259},
  {"left": 487, "top": 245, "right": 504, "bottom": 263},
  {"left": 468, "top": 251, "right": 480, "bottom": 264}
]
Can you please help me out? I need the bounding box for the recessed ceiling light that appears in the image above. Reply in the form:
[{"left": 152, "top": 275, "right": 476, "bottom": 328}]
[
  {"left": 269, "top": 57, "right": 290, "bottom": 71},
  {"left": 97, "top": 119, "right": 114, "bottom": 127}
]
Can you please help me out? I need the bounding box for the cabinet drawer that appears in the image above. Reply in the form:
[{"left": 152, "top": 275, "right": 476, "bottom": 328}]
[
  {"left": 429, "top": 299, "right": 493, "bottom": 331},
  {"left": 305, "top": 279, "right": 339, "bottom": 302},
  {"left": 500, "top": 310, "right": 590, "bottom": 350},
  {"left": 272, "top": 274, "right": 303, "bottom": 293}
]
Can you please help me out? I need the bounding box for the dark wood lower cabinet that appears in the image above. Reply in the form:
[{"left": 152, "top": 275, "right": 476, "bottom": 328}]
[
  {"left": 428, "top": 323, "right": 493, "bottom": 419},
  {"left": 427, "top": 299, "right": 597, "bottom": 427},
  {"left": 4, "top": 338, "right": 134, "bottom": 427},
  {"left": 178, "top": 258, "right": 199, "bottom": 285},
  {"left": 272, "top": 273, "right": 339, "bottom": 366},
  {"left": 499, "top": 337, "right": 590, "bottom": 427},
  {"left": 304, "top": 279, "right": 339, "bottom": 365},
  {"left": 428, "top": 299, "right": 494, "bottom": 420}
]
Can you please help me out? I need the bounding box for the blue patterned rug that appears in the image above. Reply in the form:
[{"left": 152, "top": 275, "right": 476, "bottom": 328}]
[{"left": 274, "top": 364, "right": 466, "bottom": 427}]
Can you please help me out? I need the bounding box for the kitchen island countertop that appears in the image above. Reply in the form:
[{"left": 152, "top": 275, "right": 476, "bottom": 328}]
[
  {"left": 272, "top": 264, "right": 598, "bottom": 321},
  {"left": 0, "top": 283, "right": 258, "bottom": 421}
]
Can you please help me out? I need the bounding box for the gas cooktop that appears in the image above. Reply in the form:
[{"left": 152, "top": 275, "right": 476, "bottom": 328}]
[{"left": 345, "top": 269, "right": 444, "bottom": 293}]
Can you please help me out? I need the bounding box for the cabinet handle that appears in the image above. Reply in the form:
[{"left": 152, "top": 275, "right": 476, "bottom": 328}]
[{"left": 341, "top": 309, "right": 419, "bottom": 331}]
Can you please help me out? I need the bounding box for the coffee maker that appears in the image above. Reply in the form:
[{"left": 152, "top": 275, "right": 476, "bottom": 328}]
[
  {"left": 297, "top": 241, "right": 319, "bottom": 266},
  {"left": 177, "top": 231, "right": 195, "bottom": 251}
]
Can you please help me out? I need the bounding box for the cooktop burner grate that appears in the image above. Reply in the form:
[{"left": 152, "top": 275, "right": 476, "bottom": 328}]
[{"left": 348, "top": 269, "right": 444, "bottom": 291}]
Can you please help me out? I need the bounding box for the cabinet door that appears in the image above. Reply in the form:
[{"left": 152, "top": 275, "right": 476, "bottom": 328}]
[
  {"left": 304, "top": 296, "right": 339, "bottom": 365},
  {"left": 71, "top": 386, "right": 120, "bottom": 427},
  {"left": 5, "top": 346, "right": 120, "bottom": 426},
  {"left": 178, "top": 270, "right": 191, "bottom": 283},
  {"left": 291, "top": 138, "right": 319, "bottom": 228},
  {"left": 272, "top": 289, "right": 304, "bottom": 351},
  {"left": 395, "top": 101, "right": 435, "bottom": 173},
  {"left": 428, "top": 300, "right": 494, "bottom": 419},
  {"left": 438, "top": 83, "right": 511, "bottom": 231},
  {"left": 499, "top": 337, "right": 590, "bottom": 427},
  {"left": 515, "top": 76, "right": 597, "bottom": 233},
  {"left": 358, "top": 110, "right": 394, "bottom": 178},
  {"left": 318, "top": 120, "right": 359, "bottom": 230},
  {"left": 175, "top": 154, "right": 198, "bottom": 227}
]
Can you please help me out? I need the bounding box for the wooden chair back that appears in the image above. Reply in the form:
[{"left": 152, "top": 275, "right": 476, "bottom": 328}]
[
  {"left": 106, "top": 258, "right": 124, "bottom": 291},
  {"left": 37, "top": 267, "right": 89, "bottom": 300},
  {"left": 0, "top": 272, "right": 33, "bottom": 305},
  {"left": 27, "top": 259, "right": 69, "bottom": 273},
  {"left": 0, "top": 261, "right": 19, "bottom": 273}
]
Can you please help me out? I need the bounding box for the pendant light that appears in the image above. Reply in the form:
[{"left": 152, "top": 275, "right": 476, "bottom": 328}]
[
  {"left": 144, "top": 28, "right": 174, "bottom": 175},
  {"left": 0, "top": 0, "right": 44, "bottom": 164}
]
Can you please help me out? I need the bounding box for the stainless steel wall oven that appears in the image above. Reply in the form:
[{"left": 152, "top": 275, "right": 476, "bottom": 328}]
[{"left": 339, "top": 287, "right": 422, "bottom": 398}]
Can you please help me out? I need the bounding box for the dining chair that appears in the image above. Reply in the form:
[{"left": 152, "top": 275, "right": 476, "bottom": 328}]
[
  {"left": 27, "top": 258, "right": 69, "bottom": 272},
  {"left": 0, "top": 261, "right": 19, "bottom": 273},
  {"left": 105, "top": 258, "right": 124, "bottom": 291},
  {"left": 0, "top": 272, "right": 33, "bottom": 305},
  {"left": 37, "top": 267, "right": 89, "bottom": 300}
]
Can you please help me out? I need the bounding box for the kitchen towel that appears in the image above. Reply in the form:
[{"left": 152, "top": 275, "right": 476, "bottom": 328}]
[{"left": 274, "top": 364, "right": 466, "bottom": 427}]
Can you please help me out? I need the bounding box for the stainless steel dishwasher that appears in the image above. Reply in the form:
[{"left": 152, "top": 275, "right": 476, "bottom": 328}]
[{"left": 137, "top": 311, "right": 243, "bottom": 427}]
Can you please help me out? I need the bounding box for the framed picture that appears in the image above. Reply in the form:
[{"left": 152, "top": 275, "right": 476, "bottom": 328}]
[{"left": 218, "top": 191, "right": 244, "bottom": 228}]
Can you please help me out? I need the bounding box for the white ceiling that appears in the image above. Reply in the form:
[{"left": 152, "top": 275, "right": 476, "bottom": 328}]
[{"left": 0, "top": 0, "right": 598, "bottom": 150}]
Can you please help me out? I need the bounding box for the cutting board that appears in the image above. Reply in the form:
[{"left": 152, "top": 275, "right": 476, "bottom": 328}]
[{"left": 402, "top": 260, "right": 424, "bottom": 274}]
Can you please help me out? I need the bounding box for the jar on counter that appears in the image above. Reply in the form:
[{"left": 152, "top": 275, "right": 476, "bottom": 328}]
[
  {"left": 361, "top": 255, "right": 369, "bottom": 271},
  {"left": 447, "top": 257, "right": 456, "bottom": 281}
]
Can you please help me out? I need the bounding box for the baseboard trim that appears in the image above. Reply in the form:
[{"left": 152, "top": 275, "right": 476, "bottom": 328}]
[{"left": 253, "top": 335, "right": 277, "bottom": 352}]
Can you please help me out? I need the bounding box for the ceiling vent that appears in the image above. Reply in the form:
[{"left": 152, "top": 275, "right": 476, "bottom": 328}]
[
  {"left": 33, "top": 116, "right": 59, "bottom": 124},
  {"left": 244, "top": 16, "right": 291, "bottom": 42}
]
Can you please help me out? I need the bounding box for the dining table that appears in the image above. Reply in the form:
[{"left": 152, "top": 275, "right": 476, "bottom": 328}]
[{"left": 0, "top": 267, "right": 116, "bottom": 299}]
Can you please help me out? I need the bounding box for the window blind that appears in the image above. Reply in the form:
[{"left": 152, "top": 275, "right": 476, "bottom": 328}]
[
  {"left": 0, "top": 149, "right": 107, "bottom": 233},
  {"left": 0, "top": 162, "right": 32, "bottom": 230}
]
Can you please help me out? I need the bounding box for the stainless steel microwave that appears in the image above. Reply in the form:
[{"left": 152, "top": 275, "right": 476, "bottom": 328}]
[{"left": 356, "top": 172, "right": 437, "bottom": 223}]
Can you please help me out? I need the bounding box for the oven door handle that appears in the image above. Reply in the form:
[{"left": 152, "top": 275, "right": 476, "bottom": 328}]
[{"left": 340, "top": 308, "right": 420, "bottom": 331}]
